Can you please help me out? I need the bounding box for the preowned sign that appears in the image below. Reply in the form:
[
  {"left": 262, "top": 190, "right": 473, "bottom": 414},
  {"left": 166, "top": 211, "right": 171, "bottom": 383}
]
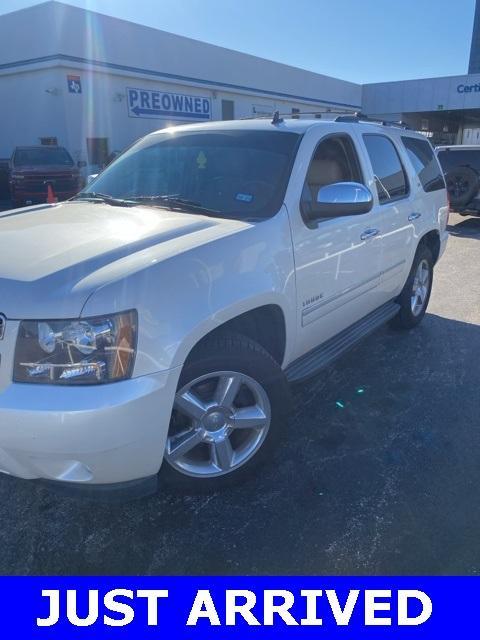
[{"left": 127, "top": 87, "right": 211, "bottom": 120}]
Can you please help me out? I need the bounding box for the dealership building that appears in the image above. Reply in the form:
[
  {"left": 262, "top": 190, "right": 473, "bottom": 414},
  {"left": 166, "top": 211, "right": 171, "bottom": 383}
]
[{"left": 1, "top": 0, "right": 480, "bottom": 172}]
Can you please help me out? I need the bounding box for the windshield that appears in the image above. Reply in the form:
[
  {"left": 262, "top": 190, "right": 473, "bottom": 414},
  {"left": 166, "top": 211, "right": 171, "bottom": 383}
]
[
  {"left": 83, "top": 129, "right": 301, "bottom": 218},
  {"left": 14, "top": 147, "right": 74, "bottom": 167}
]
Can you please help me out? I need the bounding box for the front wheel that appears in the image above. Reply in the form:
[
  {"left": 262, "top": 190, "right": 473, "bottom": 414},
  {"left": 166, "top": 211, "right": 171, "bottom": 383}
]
[
  {"left": 390, "top": 244, "right": 433, "bottom": 330},
  {"left": 160, "top": 332, "right": 290, "bottom": 492}
]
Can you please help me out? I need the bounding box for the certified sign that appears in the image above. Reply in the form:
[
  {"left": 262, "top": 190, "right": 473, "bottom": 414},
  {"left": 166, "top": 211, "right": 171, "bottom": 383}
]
[
  {"left": 457, "top": 82, "right": 480, "bottom": 93},
  {"left": 127, "top": 88, "right": 211, "bottom": 120}
]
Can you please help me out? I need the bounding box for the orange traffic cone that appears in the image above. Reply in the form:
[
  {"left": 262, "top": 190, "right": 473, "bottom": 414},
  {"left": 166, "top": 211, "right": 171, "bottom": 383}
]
[{"left": 47, "top": 183, "right": 58, "bottom": 204}]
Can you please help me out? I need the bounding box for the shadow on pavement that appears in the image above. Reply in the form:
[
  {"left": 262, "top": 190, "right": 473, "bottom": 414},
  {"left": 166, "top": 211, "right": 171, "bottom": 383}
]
[{"left": 448, "top": 216, "right": 480, "bottom": 238}]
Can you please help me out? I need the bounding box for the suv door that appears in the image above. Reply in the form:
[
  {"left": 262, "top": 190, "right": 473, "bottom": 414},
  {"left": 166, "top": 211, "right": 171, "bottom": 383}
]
[
  {"left": 285, "top": 126, "right": 386, "bottom": 360},
  {"left": 402, "top": 135, "right": 446, "bottom": 242},
  {"left": 359, "top": 132, "right": 413, "bottom": 299}
]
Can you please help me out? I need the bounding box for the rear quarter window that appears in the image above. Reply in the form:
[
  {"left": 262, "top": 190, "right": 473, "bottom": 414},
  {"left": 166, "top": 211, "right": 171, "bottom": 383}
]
[{"left": 402, "top": 137, "right": 445, "bottom": 193}]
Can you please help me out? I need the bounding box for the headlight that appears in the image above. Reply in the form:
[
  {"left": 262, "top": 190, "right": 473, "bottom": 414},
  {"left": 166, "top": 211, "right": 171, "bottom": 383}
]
[{"left": 13, "top": 310, "right": 137, "bottom": 385}]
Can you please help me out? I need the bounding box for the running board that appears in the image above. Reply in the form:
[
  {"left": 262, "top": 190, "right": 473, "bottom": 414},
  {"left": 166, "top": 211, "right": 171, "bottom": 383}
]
[{"left": 285, "top": 301, "right": 400, "bottom": 383}]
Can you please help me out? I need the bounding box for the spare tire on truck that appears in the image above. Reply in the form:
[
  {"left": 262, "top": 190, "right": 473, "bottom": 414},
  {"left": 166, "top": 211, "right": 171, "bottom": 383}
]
[{"left": 445, "top": 166, "right": 480, "bottom": 208}]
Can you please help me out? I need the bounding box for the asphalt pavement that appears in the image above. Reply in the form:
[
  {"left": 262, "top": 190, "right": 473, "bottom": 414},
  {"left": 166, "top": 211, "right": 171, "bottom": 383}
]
[{"left": 0, "top": 212, "right": 479, "bottom": 575}]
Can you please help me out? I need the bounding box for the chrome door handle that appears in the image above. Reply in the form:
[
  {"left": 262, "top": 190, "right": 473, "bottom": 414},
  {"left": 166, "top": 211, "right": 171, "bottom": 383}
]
[
  {"left": 408, "top": 212, "right": 422, "bottom": 221},
  {"left": 361, "top": 228, "right": 379, "bottom": 241}
]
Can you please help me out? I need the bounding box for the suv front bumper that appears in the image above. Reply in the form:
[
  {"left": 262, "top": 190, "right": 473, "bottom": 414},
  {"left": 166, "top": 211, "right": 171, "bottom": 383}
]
[{"left": 0, "top": 368, "right": 181, "bottom": 491}]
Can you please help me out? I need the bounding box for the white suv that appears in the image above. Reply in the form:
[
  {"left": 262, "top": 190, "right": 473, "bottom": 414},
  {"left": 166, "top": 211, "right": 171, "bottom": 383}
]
[{"left": 0, "top": 114, "right": 449, "bottom": 497}]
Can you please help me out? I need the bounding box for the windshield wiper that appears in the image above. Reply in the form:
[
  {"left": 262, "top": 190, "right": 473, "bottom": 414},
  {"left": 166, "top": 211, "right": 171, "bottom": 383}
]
[
  {"left": 71, "top": 192, "right": 224, "bottom": 216},
  {"left": 70, "top": 192, "right": 137, "bottom": 207},
  {"left": 131, "top": 195, "right": 221, "bottom": 217}
]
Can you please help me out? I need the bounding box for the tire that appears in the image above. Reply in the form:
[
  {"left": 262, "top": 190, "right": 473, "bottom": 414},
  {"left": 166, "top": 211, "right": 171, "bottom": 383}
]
[
  {"left": 390, "top": 244, "right": 433, "bottom": 330},
  {"left": 160, "top": 332, "right": 291, "bottom": 492},
  {"left": 445, "top": 166, "right": 479, "bottom": 208}
]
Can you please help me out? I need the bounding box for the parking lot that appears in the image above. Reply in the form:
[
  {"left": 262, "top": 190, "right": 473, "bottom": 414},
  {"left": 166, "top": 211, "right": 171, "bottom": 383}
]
[{"left": 0, "top": 212, "right": 478, "bottom": 575}]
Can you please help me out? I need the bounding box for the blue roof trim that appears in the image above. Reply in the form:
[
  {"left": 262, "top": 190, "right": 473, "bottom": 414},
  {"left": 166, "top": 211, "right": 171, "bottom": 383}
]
[{"left": 0, "top": 54, "right": 362, "bottom": 109}]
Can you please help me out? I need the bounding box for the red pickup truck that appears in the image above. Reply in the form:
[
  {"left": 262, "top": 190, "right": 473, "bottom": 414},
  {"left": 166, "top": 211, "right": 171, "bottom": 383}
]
[{"left": 9, "top": 146, "right": 85, "bottom": 208}]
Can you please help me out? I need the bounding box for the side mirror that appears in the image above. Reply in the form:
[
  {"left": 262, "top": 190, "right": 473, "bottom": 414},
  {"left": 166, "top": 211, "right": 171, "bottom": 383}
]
[
  {"left": 309, "top": 182, "right": 373, "bottom": 219},
  {"left": 77, "top": 160, "right": 87, "bottom": 168}
]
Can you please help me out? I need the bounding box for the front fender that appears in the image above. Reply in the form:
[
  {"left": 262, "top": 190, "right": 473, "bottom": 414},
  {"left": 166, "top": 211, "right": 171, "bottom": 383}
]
[{"left": 82, "top": 207, "right": 297, "bottom": 375}]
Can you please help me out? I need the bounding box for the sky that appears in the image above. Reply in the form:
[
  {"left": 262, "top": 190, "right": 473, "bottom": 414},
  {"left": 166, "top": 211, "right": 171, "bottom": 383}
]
[{"left": 0, "top": 0, "right": 476, "bottom": 84}]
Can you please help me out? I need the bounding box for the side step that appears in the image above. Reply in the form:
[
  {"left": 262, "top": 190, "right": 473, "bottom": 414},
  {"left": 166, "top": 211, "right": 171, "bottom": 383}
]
[{"left": 285, "top": 301, "right": 400, "bottom": 383}]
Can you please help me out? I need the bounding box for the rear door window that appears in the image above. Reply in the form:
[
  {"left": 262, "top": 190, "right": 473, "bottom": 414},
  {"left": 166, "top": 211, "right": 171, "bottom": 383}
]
[
  {"left": 363, "top": 134, "right": 409, "bottom": 203},
  {"left": 402, "top": 137, "right": 445, "bottom": 192}
]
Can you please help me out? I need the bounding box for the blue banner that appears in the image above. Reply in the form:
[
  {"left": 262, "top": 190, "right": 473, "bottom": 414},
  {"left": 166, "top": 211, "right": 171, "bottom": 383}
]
[{"left": 0, "top": 576, "right": 477, "bottom": 637}]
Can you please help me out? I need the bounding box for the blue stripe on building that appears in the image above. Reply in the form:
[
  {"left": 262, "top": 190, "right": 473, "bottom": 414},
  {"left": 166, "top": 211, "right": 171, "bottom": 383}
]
[{"left": 0, "top": 54, "right": 362, "bottom": 110}]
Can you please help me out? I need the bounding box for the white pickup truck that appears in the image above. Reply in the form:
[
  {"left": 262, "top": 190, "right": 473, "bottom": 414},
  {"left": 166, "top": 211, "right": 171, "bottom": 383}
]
[{"left": 0, "top": 114, "right": 449, "bottom": 497}]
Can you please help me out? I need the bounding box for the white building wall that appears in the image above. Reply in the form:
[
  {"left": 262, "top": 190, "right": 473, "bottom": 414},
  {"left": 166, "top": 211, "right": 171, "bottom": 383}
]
[
  {"left": 0, "top": 68, "right": 69, "bottom": 158},
  {"left": 462, "top": 127, "right": 480, "bottom": 144},
  {"left": 363, "top": 73, "right": 480, "bottom": 115},
  {"left": 0, "top": 64, "right": 327, "bottom": 163}
]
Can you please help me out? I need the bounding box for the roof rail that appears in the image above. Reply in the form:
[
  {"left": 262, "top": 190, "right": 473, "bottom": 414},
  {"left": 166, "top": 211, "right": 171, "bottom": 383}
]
[
  {"left": 240, "top": 110, "right": 411, "bottom": 129},
  {"left": 271, "top": 110, "right": 284, "bottom": 124},
  {"left": 240, "top": 108, "right": 357, "bottom": 121},
  {"left": 335, "top": 112, "right": 411, "bottom": 129}
]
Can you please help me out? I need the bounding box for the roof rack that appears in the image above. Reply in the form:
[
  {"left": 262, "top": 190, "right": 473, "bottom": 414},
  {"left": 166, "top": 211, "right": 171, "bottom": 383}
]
[
  {"left": 334, "top": 111, "right": 411, "bottom": 129},
  {"left": 271, "top": 110, "right": 284, "bottom": 124},
  {"left": 242, "top": 109, "right": 411, "bottom": 130},
  {"left": 241, "top": 108, "right": 355, "bottom": 121}
]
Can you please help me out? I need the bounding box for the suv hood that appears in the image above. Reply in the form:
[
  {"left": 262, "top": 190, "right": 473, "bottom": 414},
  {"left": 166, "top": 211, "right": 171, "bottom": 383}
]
[{"left": 0, "top": 201, "right": 247, "bottom": 319}]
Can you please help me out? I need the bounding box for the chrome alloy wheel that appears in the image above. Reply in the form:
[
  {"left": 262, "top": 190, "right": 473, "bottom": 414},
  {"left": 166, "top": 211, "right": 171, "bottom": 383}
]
[
  {"left": 165, "top": 371, "right": 271, "bottom": 477},
  {"left": 411, "top": 259, "right": 430, "bottom": 317}
]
